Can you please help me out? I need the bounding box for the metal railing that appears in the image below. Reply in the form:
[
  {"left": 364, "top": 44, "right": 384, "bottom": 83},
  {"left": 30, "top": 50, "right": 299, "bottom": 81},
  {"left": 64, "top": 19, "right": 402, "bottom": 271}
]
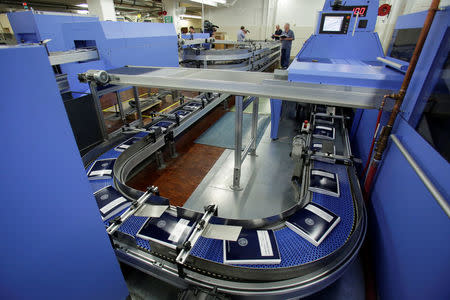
[{"left": 391, "top": 134, "right": 450, "bottom": 217}]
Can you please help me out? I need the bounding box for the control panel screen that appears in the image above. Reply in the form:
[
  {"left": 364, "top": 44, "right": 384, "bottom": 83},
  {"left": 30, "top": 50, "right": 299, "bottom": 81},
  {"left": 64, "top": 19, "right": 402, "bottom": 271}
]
[
  {"left": 323, "top": 16, "right": 344, "bottom": 32},
  {"left": 319, "top": 13, "right": 351, "bottom": 34}
]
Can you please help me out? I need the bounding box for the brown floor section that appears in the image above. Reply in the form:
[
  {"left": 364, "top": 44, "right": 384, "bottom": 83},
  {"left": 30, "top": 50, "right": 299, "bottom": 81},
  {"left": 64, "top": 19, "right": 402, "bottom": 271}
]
[{"left": 126, "top": 97, "right": 235, "bottom": 207}]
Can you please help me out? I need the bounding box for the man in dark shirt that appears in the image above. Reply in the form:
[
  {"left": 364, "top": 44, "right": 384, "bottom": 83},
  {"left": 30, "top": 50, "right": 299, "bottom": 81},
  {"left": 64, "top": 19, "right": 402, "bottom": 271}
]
[
  {"left": 272, "top": 25, "right": 282, "bottom": 40},
  {"left": 280, "top": 23, "right": 295, "bottom": 69},
  {"left": 189, "top": 26, "right": 195, "bottom": 34}
]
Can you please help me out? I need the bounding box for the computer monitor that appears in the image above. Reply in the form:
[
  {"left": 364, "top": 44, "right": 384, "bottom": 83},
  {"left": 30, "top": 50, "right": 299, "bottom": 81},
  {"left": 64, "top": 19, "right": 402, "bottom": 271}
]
[
  {"left": 319, "top": 13, "right": 351, "bottom": 35},
  {"left": 323, "top": 16, "right": 344, "bottom": 32}
]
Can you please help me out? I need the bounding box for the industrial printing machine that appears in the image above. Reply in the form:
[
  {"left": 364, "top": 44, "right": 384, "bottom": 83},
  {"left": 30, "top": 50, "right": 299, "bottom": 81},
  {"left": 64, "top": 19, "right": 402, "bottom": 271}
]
[
  {"left": 2, "top": 0, "right": 449, "bottom": 299},
  {"left": 75, "top": 1, "right": 449, "bottom": 298},
  {"left": 79, "top": 66, "right": 367, "bottom": 298}
]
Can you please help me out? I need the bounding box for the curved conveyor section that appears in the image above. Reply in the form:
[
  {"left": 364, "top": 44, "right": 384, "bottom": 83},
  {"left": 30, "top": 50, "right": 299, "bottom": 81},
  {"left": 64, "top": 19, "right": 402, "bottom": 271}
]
[{"left": 84, "top": 97, "right": 366, "bottom": 298}]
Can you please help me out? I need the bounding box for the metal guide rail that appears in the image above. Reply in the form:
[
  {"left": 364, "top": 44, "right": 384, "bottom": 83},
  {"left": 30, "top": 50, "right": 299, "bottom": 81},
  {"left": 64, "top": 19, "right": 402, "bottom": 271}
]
[
  {"left": 180, "top": 40, "right": 281, "bottom": 71},
  {"left": 83, "top": 95, "right": 366, "bottom": 297},
  {"left": 79, "top": 67, "right": 391, "bottom": 109}
]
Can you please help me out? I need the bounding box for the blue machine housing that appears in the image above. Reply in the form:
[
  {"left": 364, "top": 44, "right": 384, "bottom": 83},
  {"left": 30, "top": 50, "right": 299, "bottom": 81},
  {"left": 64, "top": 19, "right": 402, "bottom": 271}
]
[
  {"left": 288, "top": 0, "right": 404, "bottom": 89},
  {"left": 0, "top": 45, "right": 129, "bottom": 299},
  {"left": 270, "top": 0, "right": 405, "bottom": 139},
  {"left": 350, "top": 7, "right": 450, "bottom": 300},
  {"left": 8, "top": 11, "right": 179, "bottom": 92}
]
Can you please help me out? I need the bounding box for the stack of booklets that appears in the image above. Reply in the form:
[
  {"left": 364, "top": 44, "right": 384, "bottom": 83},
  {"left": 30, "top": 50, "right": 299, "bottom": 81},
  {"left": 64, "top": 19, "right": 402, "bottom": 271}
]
[
  {"left": 223, "top": 229, "right": 281, "bottom": 265},
  {"left": 114, "top": 137, "right": 141, "bottom": 152},
  {"left": 312, "top": 141, "right": 336, "bottom": 163},
  {"left": 313, "top": 125, "right": 335, "bottom": 140},
  {"left": 136, "top": 211, "right": 195, "bottom": 249},
  {"left": 309, "top": 169, "right": 340, "bottom": 197},
  {"left": 94, "top": 185, "right": 131, "bottom": 221},
  {"left": 87, "top": 158, "right": 115, "bottom": 180},
  {"left": 286, "top": 203, "right": 340, "bottom": 246}
]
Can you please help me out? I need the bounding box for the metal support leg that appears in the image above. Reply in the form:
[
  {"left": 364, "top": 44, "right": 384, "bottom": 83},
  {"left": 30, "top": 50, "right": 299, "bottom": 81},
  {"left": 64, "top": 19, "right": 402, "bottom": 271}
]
[
  {"left": 250, "top": 97, "right": 259, "bottom": 156},
  {"left": 169, "top": 140, "right": 178, "bottom": 158},
  {"left": 115, "top": 91, "right": 126, "bottom": 124},
  {"left": 132, "top": 87, "right": 143, "bottom": 127},
  {"left": 156, "top": 150, "right": 166, "bottom": 169},
  {"left": 171, "top": 90, "right": 179, "bottom": 102},
  {"left": 232, "top": 96, "right": 244, "bottom": 190},
  {"left": 223, "top": 97, "right": 229, "bottom": 110},
  {"left": 89, "top": 82, "right": 108, "bottom": 141},
  {"left": 167, "top": 132, "right": 178, "bottom": 158}
]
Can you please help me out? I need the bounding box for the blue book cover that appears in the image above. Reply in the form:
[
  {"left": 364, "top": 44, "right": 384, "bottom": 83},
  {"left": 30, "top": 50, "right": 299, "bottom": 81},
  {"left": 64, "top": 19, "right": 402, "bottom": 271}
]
[
  {"left": 309, "top": 169, "right": 340, "bottom": 197},
  {"left": 114, "top": 137, "right": 141, "bottom": 152},
  {"left": 151, "top": 121, "right": 175, "bottom": 133},
  {"left": 223, "top": 229, "right": 281, "bottom": 265},
  {"left": 184, "top": 102, "right": 202, "bottom": 111},
  {"left": 136, "top": 211, "right": 195, "bottom": 249},
  {"left": 174, "top": 110, "right": 191, "bottom": 119},
  {"left": 313, "top": 125, "right": 335, "bottom": 140},
  {"left": 87, "top": 158, "right": 115, "bottom": 180},
  {"left": 286, "top": 203, "right": 340, "bottom": 246},
  {"left": 315, "top": 105, "right": 327, "bottom": 114},
  {"left": 94, "top": 185, "right": 130, "bottom": 221}
]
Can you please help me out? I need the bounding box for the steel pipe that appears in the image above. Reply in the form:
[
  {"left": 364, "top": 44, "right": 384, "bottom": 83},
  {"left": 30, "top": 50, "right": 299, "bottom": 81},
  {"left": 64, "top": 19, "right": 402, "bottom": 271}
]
[{"left": 391, "top": 135, "right": 450, "bottom": 217}]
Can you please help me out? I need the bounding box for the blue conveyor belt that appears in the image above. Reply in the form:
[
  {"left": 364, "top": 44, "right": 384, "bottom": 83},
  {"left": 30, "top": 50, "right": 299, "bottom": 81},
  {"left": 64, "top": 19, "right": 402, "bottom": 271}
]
[
  {"left": 89, "top": 126, "right": 354, "bottom": 269},
  {"left": 189, "top": 161, "right": 354, "bottom": 268},
  {"left": 94, "top": 152, "right": 354, "bottom": 268}
]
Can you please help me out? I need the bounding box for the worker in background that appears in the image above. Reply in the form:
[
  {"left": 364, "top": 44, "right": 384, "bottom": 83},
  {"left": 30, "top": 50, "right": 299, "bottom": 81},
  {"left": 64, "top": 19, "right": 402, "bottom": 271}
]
[
  {"left": 272, "top": 25, "right": 282, "bottom": 40},
  {"left": 237, "top": 26, "right": 247, "bottom": 41},
  {"left": 280, "top": 23, "right": 295, "bottom": 69},
  {"left": 189, "top": 26, "right": 195, "bottom": 34}
]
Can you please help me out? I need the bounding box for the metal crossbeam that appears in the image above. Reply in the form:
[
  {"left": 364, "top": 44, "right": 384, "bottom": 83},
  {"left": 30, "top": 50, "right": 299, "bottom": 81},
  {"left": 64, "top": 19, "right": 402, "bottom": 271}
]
[
  {"left": 49, "top": 48, "right": 99, "bottom": 65},
  {"left": 99, "top": 66, "right": 390, "bottom": 109}
]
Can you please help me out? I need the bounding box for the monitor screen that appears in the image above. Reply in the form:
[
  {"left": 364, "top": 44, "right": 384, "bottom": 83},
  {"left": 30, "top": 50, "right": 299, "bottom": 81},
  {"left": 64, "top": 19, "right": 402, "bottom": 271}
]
[{"left": 322, "top": 16, "right": 344, "bottom": 32}]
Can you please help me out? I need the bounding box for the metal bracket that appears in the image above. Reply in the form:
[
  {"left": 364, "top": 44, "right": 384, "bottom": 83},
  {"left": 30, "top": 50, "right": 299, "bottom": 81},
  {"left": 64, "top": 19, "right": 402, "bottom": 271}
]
[
  {"left": 175, "top": 204, "right": 218, "bottom": 265},
  {"left": 106, "top": 186, "right": 158, "bottom": 235}
]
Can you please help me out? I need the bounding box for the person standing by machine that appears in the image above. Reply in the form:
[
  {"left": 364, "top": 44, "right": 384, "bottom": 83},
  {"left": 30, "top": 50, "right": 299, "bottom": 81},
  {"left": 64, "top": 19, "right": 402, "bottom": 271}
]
[
  {"left": 272, "top": 25, "right": 282, "bottom": 40},
  {"left": 280, "top": 23, "right": 295, "bottom": 69},
  {"left": 237, "top": 26, "right": 247, "bottom": 41}
]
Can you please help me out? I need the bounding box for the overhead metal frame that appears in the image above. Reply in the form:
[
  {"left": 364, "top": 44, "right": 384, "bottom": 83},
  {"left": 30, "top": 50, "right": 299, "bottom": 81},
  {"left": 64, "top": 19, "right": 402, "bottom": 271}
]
[{"left": 102, "top": 66, "right": 391, "bottom": 109}]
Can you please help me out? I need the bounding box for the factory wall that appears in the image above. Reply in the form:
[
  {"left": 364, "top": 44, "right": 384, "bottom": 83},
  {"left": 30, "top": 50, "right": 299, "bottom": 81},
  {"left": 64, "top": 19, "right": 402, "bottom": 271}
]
[
  {"left": 201, "top": 0, "right": 450, "bottom": 57},
  {"left": 204, "top": 0, "right": 325, "bottom": 56}
]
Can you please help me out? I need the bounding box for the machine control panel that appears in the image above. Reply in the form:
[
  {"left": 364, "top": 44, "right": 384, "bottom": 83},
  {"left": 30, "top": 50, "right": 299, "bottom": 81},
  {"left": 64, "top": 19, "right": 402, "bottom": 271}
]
[
  {"left": 333, "top": 5, "right": 369, "bottom": 17},
  {"left": 319, "top": 13, "right": 352, "bottom": 34}
]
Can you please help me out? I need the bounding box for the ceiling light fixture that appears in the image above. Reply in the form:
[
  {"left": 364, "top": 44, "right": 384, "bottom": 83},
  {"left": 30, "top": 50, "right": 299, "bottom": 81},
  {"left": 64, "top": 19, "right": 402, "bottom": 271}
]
[
  {"left": 180, "top": 14, "right": 202, "bottom": 19},
  {"left": 189, "top": 0, "right": 226, "bottom": 7}
]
